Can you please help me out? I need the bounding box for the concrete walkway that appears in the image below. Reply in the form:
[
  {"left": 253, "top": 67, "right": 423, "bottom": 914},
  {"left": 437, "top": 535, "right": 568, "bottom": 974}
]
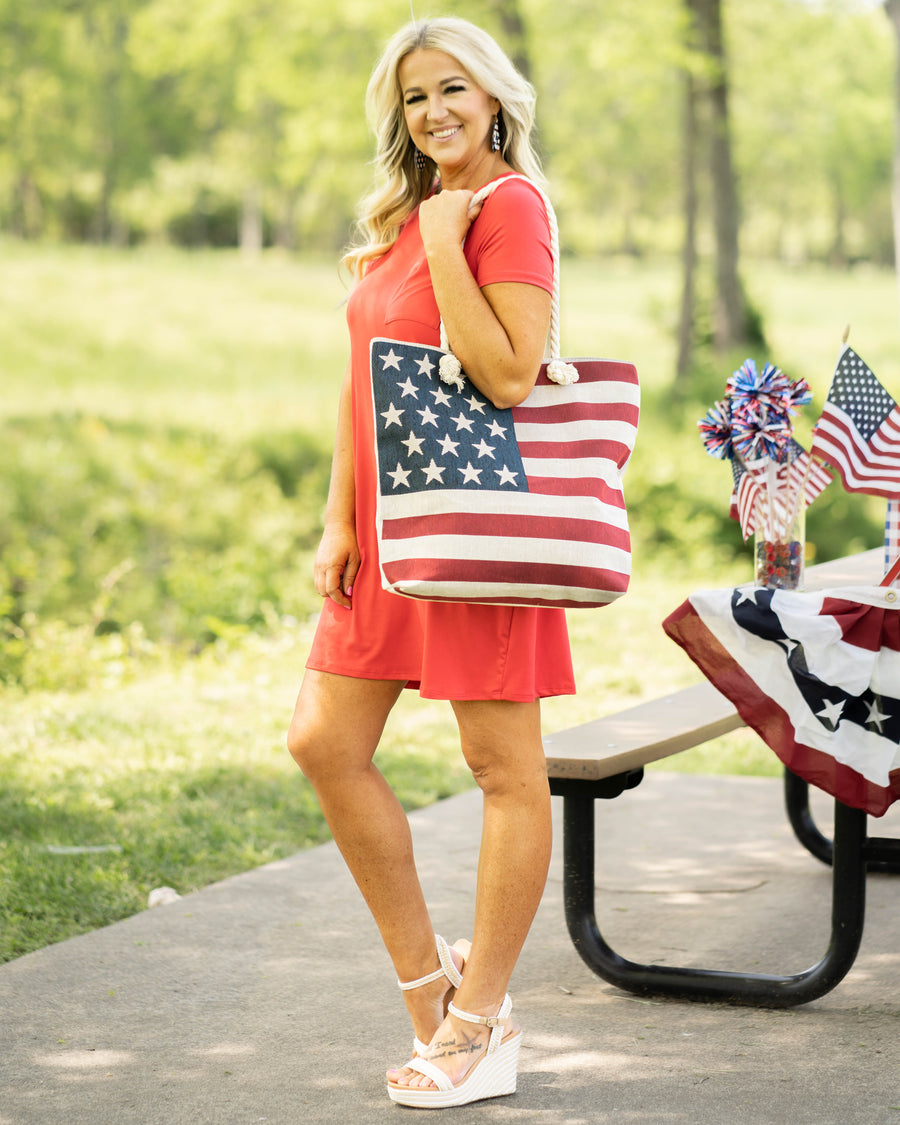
[{"left": 1, "top": 772, "right": 899, "bottom": 1125}]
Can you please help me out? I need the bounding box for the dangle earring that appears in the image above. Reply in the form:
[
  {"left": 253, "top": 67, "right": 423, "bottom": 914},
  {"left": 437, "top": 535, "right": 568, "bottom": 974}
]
[
  {"left": 491, "top": 113, "right": 501, "bottom": 153},
  {"left": 414, "top": 147, "right": 426, "bottom": 170}
]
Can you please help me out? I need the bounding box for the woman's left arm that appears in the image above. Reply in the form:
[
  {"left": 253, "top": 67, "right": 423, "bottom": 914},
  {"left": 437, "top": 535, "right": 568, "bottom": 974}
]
[{"left": 419, "top": 189, "right": 551, "bottom": 410}]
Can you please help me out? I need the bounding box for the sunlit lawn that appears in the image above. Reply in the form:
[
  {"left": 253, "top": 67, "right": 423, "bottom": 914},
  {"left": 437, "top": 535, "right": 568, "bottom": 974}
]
[{"left": 1, "top": 240, "right": 897, "bottom": 961}]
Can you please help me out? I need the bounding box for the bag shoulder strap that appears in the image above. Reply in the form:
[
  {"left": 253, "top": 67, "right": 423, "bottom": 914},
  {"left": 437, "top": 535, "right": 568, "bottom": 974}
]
[{"left": 437, "top": 174, "right": 578, "bottom": 388}]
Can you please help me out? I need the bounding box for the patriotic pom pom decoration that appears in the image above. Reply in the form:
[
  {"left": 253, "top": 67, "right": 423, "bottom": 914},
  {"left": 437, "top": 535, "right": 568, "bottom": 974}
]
[
  {"left": 697, "top": 357, "right": 831, "bottom": 550},
  {"left": 727, "top": 358, "right": 791, "bottom": 409},
  {"left": 730, "top": 399, "right": 792, "bottom": 462},
  {"left": 698, "top": 399, "right": 734, "bottom": 460}
]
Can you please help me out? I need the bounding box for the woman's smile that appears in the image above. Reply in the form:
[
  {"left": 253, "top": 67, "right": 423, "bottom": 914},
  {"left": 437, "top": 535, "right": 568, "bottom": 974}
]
[{"left": 431, "top": 125, "right": 462, "bottom": 141}]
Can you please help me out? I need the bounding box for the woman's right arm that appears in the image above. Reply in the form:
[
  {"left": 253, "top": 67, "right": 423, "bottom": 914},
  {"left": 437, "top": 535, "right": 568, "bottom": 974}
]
[{"left": 314, "top": 364, "right": 359, "bottom": 609}]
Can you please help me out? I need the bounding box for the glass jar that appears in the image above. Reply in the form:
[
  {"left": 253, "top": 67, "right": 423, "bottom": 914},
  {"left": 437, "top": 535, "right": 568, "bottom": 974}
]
[{"left": 754, "top": 503, "right": 805, "bottom": 590}]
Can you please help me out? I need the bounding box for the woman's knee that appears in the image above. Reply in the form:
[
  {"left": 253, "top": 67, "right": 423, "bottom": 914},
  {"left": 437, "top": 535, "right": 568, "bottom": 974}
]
[
  {"left": 286, "top": 673, "right": 396, "bottom": 781},
  {"left": 285, "top": 673, "right": 342, "bottom": 778},
  {"left": 453, "top": 700, "right": 547, "bottom": 797},
  {"left": 464, "top": 748, "right": 549, "bottom": 801},
  {"left": 286, "top": 712, "right": 322, "bottom": 778}
]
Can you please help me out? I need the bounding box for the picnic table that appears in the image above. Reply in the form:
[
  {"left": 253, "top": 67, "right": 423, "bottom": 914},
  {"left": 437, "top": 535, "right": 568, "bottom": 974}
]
[{"left": 543, "top": 548, "right": 900, "bottom": 1007}]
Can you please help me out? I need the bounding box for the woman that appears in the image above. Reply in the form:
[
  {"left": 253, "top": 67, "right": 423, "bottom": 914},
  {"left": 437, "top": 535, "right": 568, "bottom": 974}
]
[{"left": 287, "top": 17, "right": 574, "bottom": 1109}]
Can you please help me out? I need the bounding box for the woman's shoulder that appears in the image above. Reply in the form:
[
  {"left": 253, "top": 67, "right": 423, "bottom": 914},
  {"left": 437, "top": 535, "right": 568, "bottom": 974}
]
[
  {"left": 472, "top": 174, "right": 550, "bottom": 243},
  {"left": 484, "top": 173, "right": 547, "bottom": 207},
  {"left": 477, "top": 174, "right": 550, "bottom": 234},
  {"left": 466, "top": 174, "right": 553, "bottom": 287}
]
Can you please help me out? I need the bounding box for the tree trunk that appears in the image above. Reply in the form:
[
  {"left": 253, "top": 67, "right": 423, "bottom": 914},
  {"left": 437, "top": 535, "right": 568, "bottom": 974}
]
[
  {"left": 676, "top": 49, "right": 700, "bottom": 383},
  {"left": 240, "top": 185, "right": 264, "bottom": 254},
  {"left": 699, "top": 0, "right": 748, "bottom": 349},
  {"left": 885, "top": 0, "right": 900, "bottom": 317},
  {"left": 829, "top": 178, "right": 848, "bottom": 269},
  {"left": 491, "top": 0, "right": 532, "bottom": 83},
  {"left": 275, "top": 191, "right": 298, "bottom": 251}
]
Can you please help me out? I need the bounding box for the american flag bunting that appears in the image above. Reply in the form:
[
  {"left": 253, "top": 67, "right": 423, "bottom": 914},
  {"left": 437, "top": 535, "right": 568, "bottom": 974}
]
[{"left": 664, "top": 584, "right": 900, "bottom": 817}]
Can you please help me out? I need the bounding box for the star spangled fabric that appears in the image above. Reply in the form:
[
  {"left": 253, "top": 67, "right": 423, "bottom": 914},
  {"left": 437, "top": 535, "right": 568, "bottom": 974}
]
[
  {"left": 729, "top": 440, "right": 832, "bottom": 540},
  {"left": 663, "top": 585, "right": 900, "bottom": 816},
  {"left": 810, "top": 344, "right": 900, "bottom": 498},
  {"left": 369, "top": 338, "right": 639, "bottom": 608}
]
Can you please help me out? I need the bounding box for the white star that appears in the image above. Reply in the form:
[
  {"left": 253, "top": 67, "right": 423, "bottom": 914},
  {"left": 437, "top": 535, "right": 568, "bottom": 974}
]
[
  {"left": 451, "top": 412, "right": 474, "bottom": 433},
  {"left": 386, "top": 463, "right": 411, "bottom": 488},
  {"left": 865, "top": 699, "right": 890, "bottom": 732},
  {"left": 417, "top": 405, "right": 439, "bottom": 428},
  {"left": 437, "top": 434, "right": 460, "bottom": 457},
  {"left": 474, "top": 438, "right": 495, "bottom": 460},
  {"left": 422, "top": 459, "right": 446, "bottom": 484},
  {"left": 430, "top": 386, "right": 453, "bottom": 408},
  {"left": 466, "top": 394, "right": 486, "bottom": 415},
  {"left": 397, "top": 377, "right": 419, "bottom": 399},
  {"left": 381, "top": 348, "right": 402, "bottom": 371},
  {"left": 735, "top": 588, "right": 760, "bottom": 605},
  {"left": 416, "top": 354, "right": 435, "bottom": 377},
  {"left": 495, "top": 465, "right": 518, "bottom": 486},
  {"left": 780, "top": 638, "right": 799, "bottom": 658},
  {"left": 486, "top": 419, "right": 507, "bottom": 439},
  {"left": 458, "top": 462, "right": 483, "bottom": 484},
  {"left": 401, "top": 431, "right": 425, "bottom": 457},
  {"left": 816, "top": 698, "right": 845, "bottom": 729},
  {"left": 381, "top": 402, "right": 404, "bottom": 428}
]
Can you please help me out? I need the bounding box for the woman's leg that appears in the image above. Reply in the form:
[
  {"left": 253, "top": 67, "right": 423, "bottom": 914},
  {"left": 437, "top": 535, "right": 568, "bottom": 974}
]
[
  {"left": 287, "top": 669, "right": 462, "bottom": 1043},
  {"left": 392, "top": 697, "right": 551, "bottom": 1089}
]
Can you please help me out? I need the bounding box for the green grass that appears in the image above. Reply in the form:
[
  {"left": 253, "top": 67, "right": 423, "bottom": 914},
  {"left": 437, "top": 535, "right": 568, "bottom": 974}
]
[{"left": 0, "top": 241, "right": 894, "bottom": 961}]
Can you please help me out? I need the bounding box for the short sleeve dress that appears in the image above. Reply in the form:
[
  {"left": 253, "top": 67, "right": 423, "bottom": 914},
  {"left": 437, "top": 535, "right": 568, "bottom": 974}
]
[{"left": 306, "top": 174, "right": 575, "bottom": 702}]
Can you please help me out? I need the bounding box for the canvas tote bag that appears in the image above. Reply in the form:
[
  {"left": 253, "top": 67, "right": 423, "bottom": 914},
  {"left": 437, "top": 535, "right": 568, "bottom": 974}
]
[{"left": 369, "top": 174, "right": 639, "bottom": 609}]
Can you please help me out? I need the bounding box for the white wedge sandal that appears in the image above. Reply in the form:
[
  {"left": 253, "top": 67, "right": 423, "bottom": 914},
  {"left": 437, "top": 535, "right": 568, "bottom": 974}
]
[
  {"left": 397, "top": 935, "right": 470, "bottom": 1056},
  {"left": 387, "top": 993, "right": 521, "bottom": 1109}
]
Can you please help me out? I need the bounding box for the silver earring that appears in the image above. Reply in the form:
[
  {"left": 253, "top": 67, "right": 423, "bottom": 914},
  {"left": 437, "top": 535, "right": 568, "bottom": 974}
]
[
  {"left": 415, "top": 147, "right": 426, "bottom": 170},
  {"left": 491, "top": 115, "right": 501, "bottom": 153}
]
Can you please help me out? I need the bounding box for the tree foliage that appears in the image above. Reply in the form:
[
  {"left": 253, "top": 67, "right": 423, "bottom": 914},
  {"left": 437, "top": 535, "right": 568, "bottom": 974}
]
[{"left": 0, "top": 0, "right": 893, "bottom": 262}]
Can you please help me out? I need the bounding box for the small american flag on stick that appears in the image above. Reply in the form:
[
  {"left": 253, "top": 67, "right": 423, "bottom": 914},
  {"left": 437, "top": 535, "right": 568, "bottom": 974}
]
[
  {"left": 369, "top": 339, "right": 639, "bottom": 608},
  {"left": 810, "top": 344, "right": 900, "bottom": 498},
  {"left": 730, "top": 439, "right": 832, "bottom": 540}
]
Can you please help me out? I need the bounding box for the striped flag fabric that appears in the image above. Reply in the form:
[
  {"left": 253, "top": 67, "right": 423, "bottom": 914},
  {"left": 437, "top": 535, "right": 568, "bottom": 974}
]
[
  {"left": 729, "top": 440, "right": 832, "bottom": 540},
  {"left": 369, "top": 338, "right": 639, "bottom": 608},
  {"left": 664, "top": 584, "right": 900, "bottom": 816},
  {"left": 810, "top": 345, "right": 900, "bottom": 498},
  {"left": 885, "top": 498, "right": 900, "bottom": 586}
]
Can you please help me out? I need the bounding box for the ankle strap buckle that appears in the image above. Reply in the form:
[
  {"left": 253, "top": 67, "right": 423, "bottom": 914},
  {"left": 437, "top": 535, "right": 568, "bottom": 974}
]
[{"left": 447, "top": 997, "right": 511, "bottom": 1028}]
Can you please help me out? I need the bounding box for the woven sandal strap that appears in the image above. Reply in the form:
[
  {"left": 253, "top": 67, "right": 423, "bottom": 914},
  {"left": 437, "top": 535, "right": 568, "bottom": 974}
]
[
  {"left": 398, "top": 935, "right": 463, "bottom": 991},
  {"left": 435, "top": 934, "right": 464, "bottom": 989},
  {"left": 398, "top": 965, "right": 445, "bottom": 991},
  {"left": 447, "top": 993, "right": 512, "bottom": 1054},
  {"left": 404, "top": 1057, "right": 454, "bottom": 1093}
]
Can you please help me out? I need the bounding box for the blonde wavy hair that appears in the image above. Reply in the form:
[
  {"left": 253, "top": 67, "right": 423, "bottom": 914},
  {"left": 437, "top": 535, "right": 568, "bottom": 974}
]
[{"left": 342, "top": 17, "right": 545, "bottom": 279}]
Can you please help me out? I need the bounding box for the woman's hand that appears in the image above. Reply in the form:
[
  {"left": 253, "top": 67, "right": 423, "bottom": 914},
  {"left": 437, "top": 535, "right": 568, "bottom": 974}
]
[
  {"left": 418, "top": 189, "right": 484, "bottom": 254},
  {"left": 314, "top": 521, "right": 360, "bottom": 610}
]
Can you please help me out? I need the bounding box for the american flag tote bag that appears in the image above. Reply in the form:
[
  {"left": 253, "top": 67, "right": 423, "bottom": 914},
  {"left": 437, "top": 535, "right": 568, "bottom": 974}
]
[{"left": 368, "top": 177, "right": 639, "bottom": 609}]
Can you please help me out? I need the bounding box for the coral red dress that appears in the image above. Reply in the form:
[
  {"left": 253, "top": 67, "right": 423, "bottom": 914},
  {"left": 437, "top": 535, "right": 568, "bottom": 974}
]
[{"left": 306, "top": 175, "right": 575, "bottom": 701}]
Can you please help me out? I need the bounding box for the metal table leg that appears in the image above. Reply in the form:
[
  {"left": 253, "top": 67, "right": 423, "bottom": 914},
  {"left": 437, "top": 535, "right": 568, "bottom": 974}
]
[
  {"left": 559, "top": 789, "right": 869, "bottom": 1007},
  {"left": 784, "top": 769, "right": 900, "bottom": 874}
]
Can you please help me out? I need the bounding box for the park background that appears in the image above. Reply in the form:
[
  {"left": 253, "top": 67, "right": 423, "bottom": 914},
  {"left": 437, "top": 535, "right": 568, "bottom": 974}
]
[{"left": 2, "top": 0, "right": 899, "bottom": 961}]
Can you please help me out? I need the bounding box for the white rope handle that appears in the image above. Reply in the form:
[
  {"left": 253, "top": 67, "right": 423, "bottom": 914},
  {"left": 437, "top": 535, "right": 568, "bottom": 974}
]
[{"left": 436, "top": 174, "right": 579, "bottom": 390}]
